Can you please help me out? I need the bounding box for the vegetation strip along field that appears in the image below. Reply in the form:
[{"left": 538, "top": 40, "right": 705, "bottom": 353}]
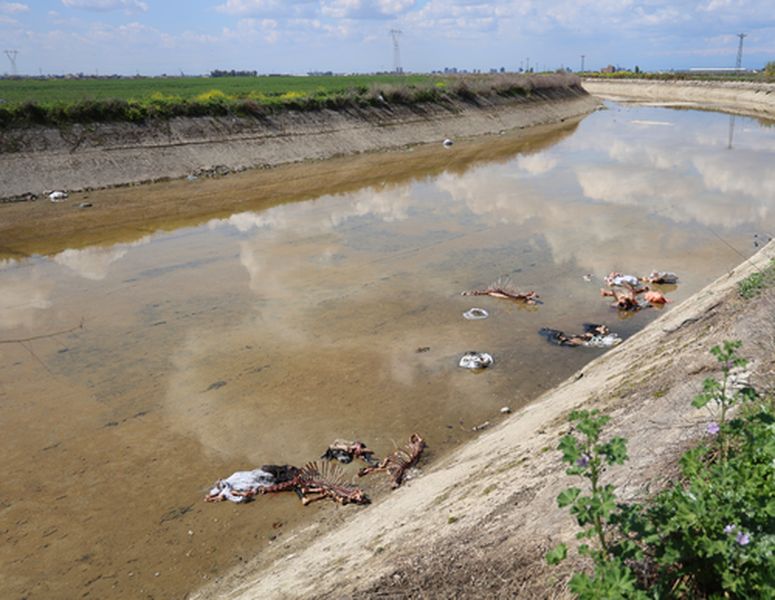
[{"left": 0, "top": 73, "right": 580, "bottom": 127}]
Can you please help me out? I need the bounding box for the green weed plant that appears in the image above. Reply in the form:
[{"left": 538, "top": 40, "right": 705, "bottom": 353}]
[
  {"left": 548, "top": 342, "right": 774, "bottom": 599},
  {"left": 738, "top": 259, "right": 775, "bottom": 300}
]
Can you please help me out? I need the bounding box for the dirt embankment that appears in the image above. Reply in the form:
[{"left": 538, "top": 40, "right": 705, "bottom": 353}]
[
  {"left": 0, "top": 86, "right": 598, "bottom": 200},
  {"left": 197, "top": 242, "right": 775, "bottom": 600},
  {"left": 582, "top": 78, "right": 775, "bottom": 118}
]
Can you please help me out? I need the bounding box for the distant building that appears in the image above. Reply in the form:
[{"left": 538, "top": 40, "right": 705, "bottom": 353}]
[
  {"left": 601, "top": 65, "right": 617, "bottom": 73},
  {"left": 687, "top": 67, "right": 749, "bottom": 74}
]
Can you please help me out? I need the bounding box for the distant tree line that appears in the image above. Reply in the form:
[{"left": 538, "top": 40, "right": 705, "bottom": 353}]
[{"left": 210, "top": 70, "right": 257, "bottom": 78}]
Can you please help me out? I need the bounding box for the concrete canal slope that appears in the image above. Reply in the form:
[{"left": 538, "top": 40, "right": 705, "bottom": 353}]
[
  {"left": 583, "top": 78, "right": 775, "bottom": 118},
  {"left": 0, "top": 85, "right": 598, "bottom": 200},
  {"left": 201, "top": 241, "right": 775, "bottom": 599}
]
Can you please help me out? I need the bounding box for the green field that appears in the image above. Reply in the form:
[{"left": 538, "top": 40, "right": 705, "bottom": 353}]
[{"left": 0, "top": 74, "right": 433, "bottom": 105}]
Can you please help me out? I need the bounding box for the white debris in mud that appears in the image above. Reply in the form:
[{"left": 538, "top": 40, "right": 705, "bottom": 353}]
[
  {"left": 207, "top": 468, "right": 277, "bottom": 503},
  {"left": 585, "top": 334, "right": 622, "bottom": 348},
  {"left": 443, "top": 138, "right": 454, "bottom": 147},
  {"left": 49, "top": 191, "right": 68, "bottom": 202},
  {"left": 459, "top": 351, "right": 493, "bottom": 370},
  {"left": 463, "top": 307, "right": 489, "bottom": 320}
]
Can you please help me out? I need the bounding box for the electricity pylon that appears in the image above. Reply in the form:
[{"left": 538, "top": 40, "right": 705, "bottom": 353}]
[
  {"left": 735, "top": 33, "right": 747, "bottom": 69},
  {"left": 4, "top": 50, "right": 19, "bottom": 76},
  {"left": 390, "top": 29, "right": 403, "bottom": 74}
]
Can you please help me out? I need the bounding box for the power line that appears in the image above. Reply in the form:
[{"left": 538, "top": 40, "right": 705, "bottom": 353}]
[
  {"left": 735, "top": 33, "right": 747, "bottom": 69},
  {"left": 390, "top": 29, "right": 403, "bottom": 74},
  {"left": 4, "top": 49, "right": 19, "bottom": 76}
]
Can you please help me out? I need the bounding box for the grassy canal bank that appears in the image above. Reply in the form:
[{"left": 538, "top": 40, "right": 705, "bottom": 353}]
[{"left": 0, "top": 73, "right": 577, "bottom": 127}]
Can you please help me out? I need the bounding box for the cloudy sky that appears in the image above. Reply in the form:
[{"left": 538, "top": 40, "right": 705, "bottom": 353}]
[{"left": 1, "top": 1, "right": 773, "bottom": 76}]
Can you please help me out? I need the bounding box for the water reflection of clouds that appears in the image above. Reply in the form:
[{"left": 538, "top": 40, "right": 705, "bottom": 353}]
[
  {"left": 210, "top": 185, "right": 412, "bottom": 236},
  {"left": 215, "top": 185, "right": 418, "bottom": 345},
  {"left": 53, "top": 235, "right": 152, "bottom": 281},
  {"left": 576, "top": 166, "right": 769, "bottom": 230},
  {"left": 563, "top": 109, "right": 775, "bottom": 230},
  {"left": 162, "top": 322, "right": 456, "bottom": 463},
  {"left": 431, "top": 111, "right": 775, "bottom": 274},
  {"left": 516, "top": 153, "right": 558, "bottom": 176},
  {"left": 0, "top": 275, "right": 53, "bottom": 331},
  {"left": 693, "top": 151, "right": 775, "bottom": 202}
]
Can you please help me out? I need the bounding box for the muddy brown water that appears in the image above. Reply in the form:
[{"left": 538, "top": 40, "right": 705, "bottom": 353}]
[{"left": 1, "top": 103, "right": 774, "bottom": 599}]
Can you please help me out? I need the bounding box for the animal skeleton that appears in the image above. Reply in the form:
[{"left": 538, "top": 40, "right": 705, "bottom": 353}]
[
  {"left": 461, "top": 277, "right": 539, "bottom": 304},
  {"left": 358, "top": 433, "right": 426, "bottom": 488},
  {"left": 260, "top": 461, "right": 370, "bottom": 506}
]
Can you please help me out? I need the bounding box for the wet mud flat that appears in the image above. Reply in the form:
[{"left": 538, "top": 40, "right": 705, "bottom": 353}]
[{"left": 1, "top": 103, "right": 775, "bottom": 599}]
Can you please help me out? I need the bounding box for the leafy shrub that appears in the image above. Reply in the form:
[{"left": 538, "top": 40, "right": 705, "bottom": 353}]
[
  {"left": 547, "top": 409, "right": 645, "bottom": 599},
  {"left": 548, "top": 342, "right": 775, "bottom": 599}
]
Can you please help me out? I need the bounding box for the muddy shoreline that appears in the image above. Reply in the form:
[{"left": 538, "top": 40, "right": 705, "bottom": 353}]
[
  {"left": 0, "top": 86, "right": 597, "bottom": 201},
  {"left": 582, "top": 78, "right": 775, "bottom": 119}
]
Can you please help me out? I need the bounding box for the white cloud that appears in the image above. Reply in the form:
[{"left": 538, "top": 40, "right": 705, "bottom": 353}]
[
  {"left": 216, "top": 0, "right": 315, "bottom": 17},
  {"left": 321, "top": 0, "right": 417, "bottom": 19},
  {"left": 217, "top": 0, "right": 415, "bottom": 19},
  {"left": 61, "top": 0, "right": 148, "bottom": 14},
  {"left": 0, "top": 2, "right": 28, "bottom": 14}
]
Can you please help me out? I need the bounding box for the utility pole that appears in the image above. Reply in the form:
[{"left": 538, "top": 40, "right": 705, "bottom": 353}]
[
  {"left": 526, "top": 57, "right": 530, "bottom": 71},
  {"left": 580, "top": 54, "right": 585, "bottom": 73},
  {"left": 4, "top": 49, "right": 19, "bottom": 76},
  {"left": 735, "top": 33, "right": 747, "bottom": 69},
  {"left": 390, "top": 29, "right": 403, "bottom": 74}
]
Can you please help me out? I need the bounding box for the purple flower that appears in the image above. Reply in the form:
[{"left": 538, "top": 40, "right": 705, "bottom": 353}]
[
  {"left": 706, "top": 422, "right": 720, "bottom": 435},
  {"left": 724, "top": 524, "right": 736, "bottom": 534},
  {"left": 576, "top": 454, "right": 590, "bottom": 468},
  {"left": 736, "top": 532, "right": 751, "bottom": 546}
]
